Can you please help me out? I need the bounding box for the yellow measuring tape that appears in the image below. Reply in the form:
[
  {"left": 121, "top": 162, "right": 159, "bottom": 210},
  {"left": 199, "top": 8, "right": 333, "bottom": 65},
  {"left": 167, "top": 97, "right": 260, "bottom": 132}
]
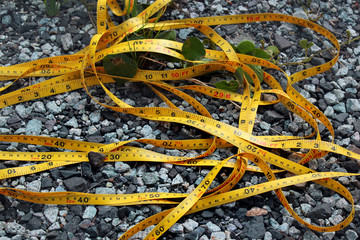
[{"left": 0, "top": 0, "right": 359, "bottom": 239}]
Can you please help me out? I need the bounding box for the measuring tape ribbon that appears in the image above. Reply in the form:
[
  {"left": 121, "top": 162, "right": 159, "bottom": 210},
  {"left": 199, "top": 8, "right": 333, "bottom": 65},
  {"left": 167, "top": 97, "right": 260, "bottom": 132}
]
[{"left": 0, "top": 0, "right": 359, "bottom": 239}]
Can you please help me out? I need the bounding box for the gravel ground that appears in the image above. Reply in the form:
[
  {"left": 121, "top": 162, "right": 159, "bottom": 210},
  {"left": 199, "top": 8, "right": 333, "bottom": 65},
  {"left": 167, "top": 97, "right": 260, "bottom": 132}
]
[{"left": 1, "top": 0, "right": 360, "bottom": 240}]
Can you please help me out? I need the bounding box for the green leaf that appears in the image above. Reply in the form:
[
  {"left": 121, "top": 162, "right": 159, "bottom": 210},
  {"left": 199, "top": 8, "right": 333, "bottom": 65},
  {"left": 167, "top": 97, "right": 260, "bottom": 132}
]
[
  {"left": 244, "top": 64, "right": 263, "bottom": 84},
  {"left": 307, "top": 41, "right": 314, "bottom": 48},
  {"left": 215, "top": 80, "right": 239, "bottom": 92},
  {"left": 249, "top": 48, "right": 271, "bottom": 59},
  {"left": 299, "top": 39, "right": 308, "bottom": 49},
  {"left": 156, "top": 30, "right": 176, "bottom": 41},
  {"left": 182, "top": 37, "right": 206, "bottom": 61},
  {"left": 103, "top": 53, "right": 138, "bottom": 85},
  {"left": 265, "top": 45, "right": 280, "bottom": 56},
  {"left": 230, "top": 43, "right": 240, "bottom": 53},
  {"left": 234, "top": 67, "right": 244, "bottom": 82},
  {"left": 236, "top": 40, "right": 255, "bottom": 54},
  {"left": 203, "top": 38, "right": 216, "bottom": 50}
]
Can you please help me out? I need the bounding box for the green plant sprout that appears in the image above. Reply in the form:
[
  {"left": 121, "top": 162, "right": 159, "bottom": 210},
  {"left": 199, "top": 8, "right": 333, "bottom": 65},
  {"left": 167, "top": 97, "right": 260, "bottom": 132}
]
[{"left": 44, "top": 0, "right": 61, "bottom": 17}]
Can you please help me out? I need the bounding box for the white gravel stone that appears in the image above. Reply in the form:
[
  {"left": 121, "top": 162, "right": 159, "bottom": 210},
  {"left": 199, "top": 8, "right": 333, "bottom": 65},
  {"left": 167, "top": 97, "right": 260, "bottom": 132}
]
[
  {"left": 83, "top": 206, "right": 97, "bottom": 219},
  {"left": 44, "top": 206, "right": 59, "bottom": 223}
]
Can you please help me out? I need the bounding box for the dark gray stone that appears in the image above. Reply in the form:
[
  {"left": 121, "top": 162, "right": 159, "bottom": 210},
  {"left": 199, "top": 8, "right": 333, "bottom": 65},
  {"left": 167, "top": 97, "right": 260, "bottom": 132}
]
[
  {"left": 41, "top": 177, "right": 53, "bottom": 188},
  {"left": 60, "top": 170, "right": 80, "bottom": 179},
  {"left": 274, "top": 34, "right": 292, "bottom": 50},
  {"left": 307, "top": 203, "right": 332, "bottom": 220},
  {"left": 98, "top": 219, "right": 112, "bottom": 237},
  {"left": 63, "top": 177, "right": 87, "bottom": 192},
  {"left": 87, "top": 151, "right": 106, "bottom": 168},
  {"left": 242, "top": 216, "right": 266, "bottom": 239},
  {"left": 26, "top": 216, "right": 43, "bottom": 230},
  {"left": 263, "top": 110, "right": 284, "bottom": 124},
  {"left": 63, "top": 216, "right": 81, "bottom": 233},
  {"left": 86, "top": 135, "right": 104, "bottom": 143}
]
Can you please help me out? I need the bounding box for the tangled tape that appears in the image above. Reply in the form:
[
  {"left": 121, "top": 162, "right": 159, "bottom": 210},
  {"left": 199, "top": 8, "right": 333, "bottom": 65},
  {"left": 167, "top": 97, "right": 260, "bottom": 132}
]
[{"left": 0, "top": 0, "right": 359, "bottom": 239}]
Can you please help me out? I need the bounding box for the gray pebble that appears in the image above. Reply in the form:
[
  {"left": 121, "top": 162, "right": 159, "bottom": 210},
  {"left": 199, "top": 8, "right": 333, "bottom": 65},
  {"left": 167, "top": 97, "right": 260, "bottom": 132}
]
[
  {"left": 95, "top": 187, "right": 115, "bottom": 194},
  {"left": 65, "top": 117, "right": 78, "bottom": 128},
  {"left": 308, "top": 184, "right": 323, "bottom": 201},
  {"left": 303, "top": 230, "right": 320, "bottom": 240},
  {"left": 15, "top": 105, "right": 30, "bottom": 118},
  {"left": 182, "top": 219, "right": 198, "bottom": 232},
  {"left": 65, "top": 92, "right": 81, "bottom": 105},
  {"left": 301, "top": 203, "right": 312, "bottom": 216},
  {"left": 41, "top": 43, "right": 53, "bottom": 55},
  {"left": 115, "top": 162, "right": 131, "bottom": 173},
  {"left": 4, "top": 222, "right": 25, "bottom": 235},
  {"left": 210, "top": 232, "right": 226, "bottom": 239},
  {"left": 73, "top": 98, "right": 87, "bottom": 110},
  {"left": 171, "top": 174, "right": 183, "bottom": 185},
  {"left": 345, "top": 229, "right": 358, "bottom": 240},
  {"left": 44, "top": 206, "right": 59, "bottom": 224},
  {"left": 46, "top": 101, "right": 62, "bottom": 114},
  {"left": 83, "top": 206, "right": 97, "bottom": 219},
  {"left": 60, "top": 33, "right": 73, "bottom": 51},
  {"left": 1, "top": 15, "right": 11, "bottom": 26},
  {"left": 169, "top": 223, "right": 184, "bottom": 234},
  {"left": 288, "top": 226, "right": 301, "bottom": 239},
  {"left": 336, "top": 67, "right": 349, "bottom": 76},
  {"left": 140, "top": 125, "right": 153, "bottom": 137},
  {"left": 324, "top": 92, "right": 339, "bottom": 105},
  {"left": 333, "top": 102, "right": 346, "bottom": 113},
  {"left": 206, "top": 221, "right": 220, "bottom": 232},
  {"left": 346, "top": 99, "right": 360, "bottom": 112},
  {"left": 25, "top": 119, "right": 42, "bottom": 135},
  {"left": 32, "top": 101, "right": 46, "bottom": 113},
  {"left": 142, "top": 172, "right": 159, "bottom": 185}
]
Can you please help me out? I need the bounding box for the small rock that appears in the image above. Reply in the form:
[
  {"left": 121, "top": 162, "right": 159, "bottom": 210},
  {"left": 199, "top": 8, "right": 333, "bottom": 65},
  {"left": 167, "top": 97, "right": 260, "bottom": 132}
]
[
  {"left": 169, "top": 223, "right": 184, "bottom": 234},
  {"left": 5, "top": 222, "right": 25, "bottom": 235},
  {"left": 74, "top": 98, "right": 87, "bottom": 110},
  {"left": 26, "top": 119, "right": 42, "bottom": 135},
  {"left": 336, "top": 67, "right": 348, "bottom": 77},
  {"left": 308, "top": 184, "right": 323, "bottom": 200},
  {"left": 64, "top": 177, "right": 87, "bottom": 192},
  {"left": 210, "top": 232, "right": 226, "bottom": 239},
  {"left": 140, "top": 125, "right": 153, "bottom": 137},
  {"left": 274, "top": 34, "right": 292, "bottom": 50},
  {"left": 61, "top": 33, "right": 73, "bottom": 51},
  {"left": 142, "top": 172, "right": 159, "bottom": 185},
  {"left": 44, "top": 207, "right": 59, "bottom": 223},
  {"left": 345, "top": 229, "right": 358, "bottom": 240},
  {"left": 246, "top": 207, "right": 268, "bottom": 217},
  {"left": 88, "top": 151, "right": 106, "bottom": 168},
  {"left": 115, "top": 162, "right": 131, "bottom": 172},
  {"left": 95, "top": 187, "right": 115, "bottom": 194},
  {"left": 26, "top": 179, "right": 41, "bottom": 192},
  {"left": 65, "top": 117, "right": 78, "bottom": 128},
  {"left": 308, "top": 203, "right": 332, "bottom": 220},
  {"left": 15, "top": 105, "right": 30, "bottom": 118},
  {"left": 26, "top": 216, "right": 43, "bottom": 230},
  {"left": 206, "top": 221, "right": 220, "bottom": 232},
  {"left": 171, "top": 174, "right": 183, "bottom": 185},
  {"left": 201, "top": 210, "right": 214, "bottom": 218},
  {"left": 89, "top": 111, "right": 101, "bottom": 123},
  {"left": 242, "top": 216, "right": 266, "bottom": 239},
  {"left": 346, "top": 99, "right": 360, "bottom": 112},
  {"left": 263, "top": 110, "right": 284, "bottom": 124},
  {"left": 183, "top": 219, "right": 198, "bottom": 232},
  {"left": 83, "top": 206, "right": 97, "bottom": 219},
  {"left": 324, "top": 92, "right": 339, "bottom": 106},
  {"left": 46, "top": 101, "right": 62, "bottom": 114},
  {"left": 41, "top": 43, "right": 53, "bottom": 55},
  {"left": 63, "top": 216, "right": 81, "bottom": 233},
  {"left": 303, "top": 230, "right": 320, "bottom": 240}
]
